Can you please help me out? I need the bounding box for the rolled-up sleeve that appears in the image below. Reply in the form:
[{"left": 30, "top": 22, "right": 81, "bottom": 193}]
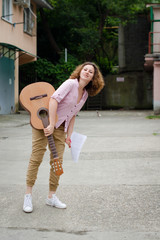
[{"left": 51, "top": 80, "right": 74, "bottom": 103}]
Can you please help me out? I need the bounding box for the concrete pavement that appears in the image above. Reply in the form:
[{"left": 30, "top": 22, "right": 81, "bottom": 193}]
[{"left": 0, "top": 110, "right": 160, "bottom": 240}]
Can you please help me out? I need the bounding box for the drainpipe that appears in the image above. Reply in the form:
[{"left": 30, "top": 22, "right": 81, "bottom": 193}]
[{"left": 150, "top": 7, "right": 154, "bottom": 53}]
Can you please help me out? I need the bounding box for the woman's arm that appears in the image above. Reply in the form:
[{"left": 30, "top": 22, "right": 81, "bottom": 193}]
[
  {"left": 44, "top": 98, "right": 58, "bottom": 137},
  {"left": 65, "top": 116, "right": 76, "bottom": 147}
]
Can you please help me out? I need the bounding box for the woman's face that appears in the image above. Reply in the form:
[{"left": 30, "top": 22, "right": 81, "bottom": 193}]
[{"left": 80, "top": 64, "right": 95, "bottom": 84}]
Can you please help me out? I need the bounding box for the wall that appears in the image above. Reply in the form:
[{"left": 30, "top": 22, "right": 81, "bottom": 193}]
[
  {"left": 0, "top": 1, "right": 37, "bottom": 59},
  {"left": 103, "top": 72, "right": 153, "bottom": 110},
  {"left": 109, "top": 15, "right": 153, "bottom": 110},
  {"left": 86, "top": 16, "right": 152, "bottom": 110},
  {"left": 0, "top": 0, "right": 37, "bottom": 113},
  {"left": 153, "top": 61, "right": 160, "bottom": 114},
  {"left": 153, "top": 8, "right": 160, "bottom": 53}
]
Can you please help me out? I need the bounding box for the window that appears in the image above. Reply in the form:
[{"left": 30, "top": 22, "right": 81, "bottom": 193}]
[
  {"left": 0, "top": 45, "right": 15, "bottom": 60},
  {"left": 2, "top": 0, "right": 12, "bottom": 22},
  {"left": 24, "top": 5, "right": 36, "bottom": 35}
]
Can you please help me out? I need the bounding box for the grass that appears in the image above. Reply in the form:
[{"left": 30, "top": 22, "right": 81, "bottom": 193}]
[
  {"left": 146, "top": 115, "right": 160, "bottom": 136},
  {"left": 146, "top": 115, "right": 160, "bottom": 119},
  {"left": 153, "top": 133, "right": 159, "bottom": 136}
]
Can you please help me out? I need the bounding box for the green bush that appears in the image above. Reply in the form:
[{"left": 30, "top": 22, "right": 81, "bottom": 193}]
[
  {"left": 96, "top": 56, "right": 113, "bottom": 75},
  {"left": 20, "top": 53, "right": 80, "bottom": 89},
  {"left": 35, "top": 58, "right": 55, "bottom": 83},
  {"left": 52, "top": 52, "right": 80, "bottom": 88}
]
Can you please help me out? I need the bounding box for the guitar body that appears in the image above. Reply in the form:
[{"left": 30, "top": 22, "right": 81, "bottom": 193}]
[
  {"left": 19, "top": 82, "right": 57, "bottom": 130},
  {"left": 20, "top": 82, "right": 63, "bottom": 176}
]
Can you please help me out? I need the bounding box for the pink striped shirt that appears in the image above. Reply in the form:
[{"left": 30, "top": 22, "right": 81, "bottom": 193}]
[{"left": 51, "top": 79, "right": 88, "bottom": 132}]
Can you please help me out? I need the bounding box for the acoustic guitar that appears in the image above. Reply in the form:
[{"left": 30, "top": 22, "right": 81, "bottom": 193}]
[{"left": 19, "top": 82, "right": 63, "bottom": 176}]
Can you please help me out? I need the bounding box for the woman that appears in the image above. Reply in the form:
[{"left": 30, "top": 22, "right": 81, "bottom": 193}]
[{"left": 23, "top": 62, "right": 105, "bottom": 213}]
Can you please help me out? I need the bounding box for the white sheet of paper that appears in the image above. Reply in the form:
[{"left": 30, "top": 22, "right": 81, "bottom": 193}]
[{"left": 70, "top": 131, "right": 87, "bottom": 162}]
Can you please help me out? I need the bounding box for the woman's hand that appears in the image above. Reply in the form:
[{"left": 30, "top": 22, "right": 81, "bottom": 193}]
[
  {"left": 43, "top": 124, "right": 54, "bottom": 137},
  {"left": 65, "top": 137, "right": 71, "bottom": 148}
]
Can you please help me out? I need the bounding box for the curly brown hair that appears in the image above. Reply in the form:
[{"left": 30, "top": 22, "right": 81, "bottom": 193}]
[{"left": 70, "top": 62, "right": 105, "bottom": 96}]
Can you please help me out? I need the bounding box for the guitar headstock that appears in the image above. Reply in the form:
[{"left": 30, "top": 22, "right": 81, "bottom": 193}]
[{"left": 52, "top": 158, "right": 64, "bottom": 176}]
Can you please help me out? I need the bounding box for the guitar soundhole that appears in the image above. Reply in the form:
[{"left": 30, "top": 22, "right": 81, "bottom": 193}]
[{"left": 37, "top": 107, "right": 49, "bottom": 120}]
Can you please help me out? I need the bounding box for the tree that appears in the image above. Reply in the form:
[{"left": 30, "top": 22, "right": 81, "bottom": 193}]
[
  {"left": 38, "top": 0, "right": 148, "bottom": 64},
  {"left": 20, "top": 0, "right": 151, "bottom": 88}
]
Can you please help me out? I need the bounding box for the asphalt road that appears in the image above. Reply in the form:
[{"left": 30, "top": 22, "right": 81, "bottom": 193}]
[{"left": 0, "top": 110, "right": 160, "bottom": 240}]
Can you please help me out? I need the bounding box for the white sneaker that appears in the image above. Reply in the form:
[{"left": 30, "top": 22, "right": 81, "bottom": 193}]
[
  {"left": 46, "top": 194, "right": 67, "bottom": 209},
  {"left": 23, "top": 194, "right": 33, "bottom": 213}
]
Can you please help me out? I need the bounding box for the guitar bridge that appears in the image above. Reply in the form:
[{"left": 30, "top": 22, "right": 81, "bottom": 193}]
[{"left": 30, "top": 94, "right": 47, "bottom": 100}]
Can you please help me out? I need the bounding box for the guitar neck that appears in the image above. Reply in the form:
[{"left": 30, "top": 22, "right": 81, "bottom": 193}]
[
  {"left": 40, "top": 114, "right": 58, "bottom": 159},
  {"left": 47, "top": 134, "right": 58, "bottom": 159}
]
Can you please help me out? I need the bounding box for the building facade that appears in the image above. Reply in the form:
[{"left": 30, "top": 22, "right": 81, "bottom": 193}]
[
  {"left": 0, "top": 0, "right": 52, "bottom": 114},
  {"left": 144, "top": 3, "right": 160, "bottom": 114}
]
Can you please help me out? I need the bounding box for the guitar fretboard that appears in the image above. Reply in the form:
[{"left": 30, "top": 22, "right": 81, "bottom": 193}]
[
  {"left": 47, "top": 134, "right": 58, "bottom": 159},
  {"left": 40, "top": 112, "right": 58, "bottom": 159}
]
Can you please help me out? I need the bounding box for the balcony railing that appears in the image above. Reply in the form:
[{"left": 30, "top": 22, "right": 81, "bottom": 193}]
[{"left": 148, "top": 31, "right": 160, "bottom": 54}]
